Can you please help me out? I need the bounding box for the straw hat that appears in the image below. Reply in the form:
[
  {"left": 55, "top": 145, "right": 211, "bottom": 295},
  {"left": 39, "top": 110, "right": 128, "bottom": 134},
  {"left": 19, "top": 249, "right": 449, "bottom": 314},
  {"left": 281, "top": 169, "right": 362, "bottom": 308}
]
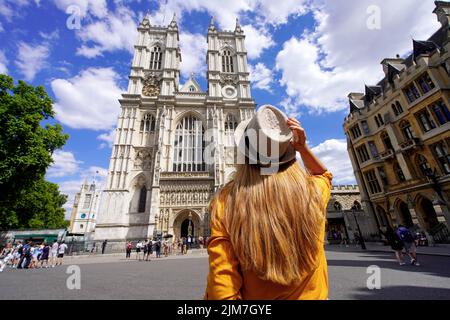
[{"left": 234, "top": 105, "right": 297, "bottom": 167}]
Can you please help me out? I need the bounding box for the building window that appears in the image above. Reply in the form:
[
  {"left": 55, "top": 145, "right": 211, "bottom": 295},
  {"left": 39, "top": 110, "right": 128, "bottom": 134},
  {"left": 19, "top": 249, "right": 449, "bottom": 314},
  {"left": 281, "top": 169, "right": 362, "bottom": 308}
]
[
  {"left": 356, "top": 144, "right": 371, "bottom": 164},
  {"left": 417, "top": 72, "right": 435, "bottom": 94},
  {"left": 393, "top": 162, "right": 406, "bottom": 182},
  {"left": 378, "top": 167, "right": 388, "bottom": 187},
  {"left": 365, "top": 170, "right": 382, "bottom": 195},
  {"left": 221, "top": 50, "right": 234, "bottom": 73},
  {"left": 150, "top": 46, "right": 162, "bottom": 70},
  {"left": 404, "top": 83, "right": 421, "bottom": 103},
  {"left": 431, "top": 100, "right": 450, "bottom": 125},
  {"left": 140, "top": 114, "right": 156, "bottom": 133},
  {"left": 83, "top": 194, "right": 92, "bottom": 209},
  {"left": 361, "top": 121, "right": 370, "bottom": 135},
  {"left": 138, "top": 186, "right": 147, "bottom": 213},
  {"left": 399, "top": 120, "right": 415, "bottom": 141},
  {"left": 433, "top": 142, "right": 450, "bottom": 175},
  {"left": 416, "top": 154, "right": 432, "bottom": 177},
  {"left": 353, "top": 201, "right": 362, "bottom": 211},
  {"left": 173, "top": 116, "right": 206, "bottom": 172},
  {"left": 350, "top": 124, "right": 362, "bottom": 139},
  {"left": 416, "top": 109, "right": 436, "bottom": 133},
  {"left": 374, "top": 114, "right": 384, "bottom": 128},
  {"left": 368, "top": 141, "right": 379, "bottom": 159},
  {"left": 189, "top": 86, "right": 196, "bottom": 92},
  {"left": 80, "top": 224, "right": 84, "bottom": 229},
  {"left": 224, "top": 114, "right": 238, "bottom": 147},
  {"left": 392, "top": 101, "right": 404, "bottom": 116},
  {"left": 380, "top": 131, "right": 393, "bottom": 151},
  {"left": 333, "top": 201, "right": 342, "bottom": 211}
]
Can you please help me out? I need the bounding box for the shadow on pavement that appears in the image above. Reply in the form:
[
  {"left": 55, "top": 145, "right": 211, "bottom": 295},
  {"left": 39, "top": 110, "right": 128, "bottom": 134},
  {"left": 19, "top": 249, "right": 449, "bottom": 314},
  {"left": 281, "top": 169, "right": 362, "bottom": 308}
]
[{"left": 349, "top": 285, "right": 450, "bottom": 300}]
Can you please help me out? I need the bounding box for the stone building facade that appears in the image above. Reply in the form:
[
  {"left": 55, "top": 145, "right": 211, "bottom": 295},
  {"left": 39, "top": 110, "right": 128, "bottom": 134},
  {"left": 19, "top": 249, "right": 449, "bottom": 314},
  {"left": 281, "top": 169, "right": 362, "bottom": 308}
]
[
  {"left": 94, "top": 15, "right": 256, "bottom": 244},
  {"left": 326, "top": 185, "right": 379, "bottom": 243},
  {"left": 69, "top": 181, "right": 101, "bottom": 235},
  {"left": 343, "top": 1, "right": 450, "bottom": 244}
]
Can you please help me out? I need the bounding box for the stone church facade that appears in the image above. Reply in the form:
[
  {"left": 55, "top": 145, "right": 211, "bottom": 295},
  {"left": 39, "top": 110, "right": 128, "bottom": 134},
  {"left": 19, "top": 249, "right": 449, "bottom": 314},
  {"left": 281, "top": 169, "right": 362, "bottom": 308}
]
[{"left": 94, "top": 15, "right": 256, "bottom": 243}]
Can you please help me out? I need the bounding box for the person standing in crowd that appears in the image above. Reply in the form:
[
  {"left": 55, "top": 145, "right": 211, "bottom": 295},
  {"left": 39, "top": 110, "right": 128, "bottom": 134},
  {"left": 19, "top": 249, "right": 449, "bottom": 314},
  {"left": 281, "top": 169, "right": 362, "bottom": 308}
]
[
  {"left": 0, "top": 243, "right": 14, "bottom": 272},
  {"left": 205, "top": 107, "right": 333, "bottom": 300},
  {"left": 39, "top": 242, "right": 50, "bottom": 268},
  {"left": 182, "top": 237, "right": 187, "bottom": 255},
  {"left": 126, "top": 241, "right": 132, "bottom": 259},
  {"left": 155, "top": 239, "right": 161, "bottom": 258},
  {"left": 12, "top": 241, "right": 23, "bottom": 269},
  {"left": 101, "top": 239, "right": 108, "bottom": 254},
  {"left": 397, "top": 225, "right": 420, "bottom": 266},
  {"left": 56, "top": 241, "right": 68, "bottom": 266},
  {"left": 30, "top": 243, "right": 42, "bottom": 268},
  {"left": 143, "top": 239, "right": 149, "bottom": 260},
  {"left": 136, "top": 240, "right": 143, "bottom": 261},
  {"left": 50, "top": 240, "right": 59, "bottom": 267},
  {"left": 381, "top": 226, "right": 405, "bottom": 265},
  {"left": 18, "top": 241, "right": 32, "bottom": 269},
  {"left": 145, "top": 240, "right": 152, "bottom": 261}
]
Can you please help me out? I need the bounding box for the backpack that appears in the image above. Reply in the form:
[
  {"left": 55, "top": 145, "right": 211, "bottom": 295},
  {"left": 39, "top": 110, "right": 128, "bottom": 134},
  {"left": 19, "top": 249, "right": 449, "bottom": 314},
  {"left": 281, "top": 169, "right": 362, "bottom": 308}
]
[{"left": 397, "top": 227, "right": 415, "bottom": 243}]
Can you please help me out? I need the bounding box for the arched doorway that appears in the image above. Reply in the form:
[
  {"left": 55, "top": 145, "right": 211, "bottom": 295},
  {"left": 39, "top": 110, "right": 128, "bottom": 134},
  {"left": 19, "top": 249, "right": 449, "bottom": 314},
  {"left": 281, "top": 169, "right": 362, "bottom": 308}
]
[
  {"left": 417, "top": 197, "right": 440, "bottom": 232},
  {"left": 181, "top": 218, "right": 194, "bottom": 238},
  {"left": 173, "top": 210, "right": 202, "bottom": 239},
  {"left": 397, "top": 201, "right": 414, "bottom": 228},
  {"left": 376, "top": 206, "right": 391, "bottom": 228}
]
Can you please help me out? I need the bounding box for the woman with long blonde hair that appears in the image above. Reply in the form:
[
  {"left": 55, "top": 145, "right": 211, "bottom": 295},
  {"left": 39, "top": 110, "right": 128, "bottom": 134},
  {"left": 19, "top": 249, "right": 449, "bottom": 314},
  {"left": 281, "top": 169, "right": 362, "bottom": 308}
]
[{"left": 205, "top": 105, "right": 332, "bottom": 300}]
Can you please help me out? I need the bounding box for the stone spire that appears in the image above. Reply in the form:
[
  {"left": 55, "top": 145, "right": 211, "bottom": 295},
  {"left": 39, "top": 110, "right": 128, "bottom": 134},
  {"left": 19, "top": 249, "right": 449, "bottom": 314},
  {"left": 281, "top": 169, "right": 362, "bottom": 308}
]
[
  {"left": 208, "top": 16, "right": 216, "bottom": 32},
  {"left": 235, "top": 17, "right": 242, "bottom": 33},
  {"left": 169, "top": 12, "right": 178, "bottom": 29},
  {"left": 140, "top": 11, "right": 151, "bottom": 27}
]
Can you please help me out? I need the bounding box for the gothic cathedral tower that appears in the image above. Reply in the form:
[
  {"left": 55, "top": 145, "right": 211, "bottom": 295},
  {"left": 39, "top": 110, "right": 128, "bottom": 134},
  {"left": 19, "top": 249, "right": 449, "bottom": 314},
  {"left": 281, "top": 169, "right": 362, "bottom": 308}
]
[{"left": 94, "top": 15, "right": 256, "bottom": 245}]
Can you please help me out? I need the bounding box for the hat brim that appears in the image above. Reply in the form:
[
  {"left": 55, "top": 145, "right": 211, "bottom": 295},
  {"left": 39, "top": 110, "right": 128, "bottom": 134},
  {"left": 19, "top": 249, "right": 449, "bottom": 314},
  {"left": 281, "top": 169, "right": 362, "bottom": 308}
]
[{"left": 234, "top": 119, "right": 297, "bottom": 167}]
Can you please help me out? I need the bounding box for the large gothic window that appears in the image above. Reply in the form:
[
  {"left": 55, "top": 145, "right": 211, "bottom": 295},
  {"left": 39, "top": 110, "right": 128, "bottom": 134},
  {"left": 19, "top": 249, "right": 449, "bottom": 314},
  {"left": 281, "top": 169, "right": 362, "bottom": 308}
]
[
  {"left": 224, "top": 114, "right": 238, "bottom": 147},
  {"left": 173, "top": 116, "right": 206, "bottom": 172},
  {"left": 138, "top": 186, "right": 147, "bottom": 213},
  {"left": 140, "top": 114, "right": 156, "bottom": 133},
  {"left": 221, "top": 50, "right": 234, "bottom": 73},
  {"left": 416, "top": 154, "right": 432, "bottom": 177},
  {"left": 150, "top": 46, "right": 162, "bottom": 70}
]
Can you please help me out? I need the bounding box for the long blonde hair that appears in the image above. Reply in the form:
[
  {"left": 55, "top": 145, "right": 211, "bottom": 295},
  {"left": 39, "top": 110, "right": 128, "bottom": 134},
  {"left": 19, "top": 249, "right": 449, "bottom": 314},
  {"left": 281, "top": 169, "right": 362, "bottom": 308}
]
[{"left": 210, "top": 160, "right": 326, "bottom": 286}]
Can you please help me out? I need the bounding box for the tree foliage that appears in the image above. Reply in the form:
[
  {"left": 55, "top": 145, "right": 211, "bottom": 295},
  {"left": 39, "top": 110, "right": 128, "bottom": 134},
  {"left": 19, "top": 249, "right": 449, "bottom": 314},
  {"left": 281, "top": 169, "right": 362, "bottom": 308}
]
[{"left": 0, "top": 74, "right": 69, "bottom": 230}]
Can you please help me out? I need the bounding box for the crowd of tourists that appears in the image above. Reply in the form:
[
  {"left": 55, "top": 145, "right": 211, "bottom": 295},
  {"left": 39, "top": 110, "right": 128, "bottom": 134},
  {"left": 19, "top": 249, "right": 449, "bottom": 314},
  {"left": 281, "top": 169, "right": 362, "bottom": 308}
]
[
  {"left": 0, "top": 240, "right": 69, "bottom": 272},
  {"left": 125, "top": 236, "right": 207, "bottom": 261}
]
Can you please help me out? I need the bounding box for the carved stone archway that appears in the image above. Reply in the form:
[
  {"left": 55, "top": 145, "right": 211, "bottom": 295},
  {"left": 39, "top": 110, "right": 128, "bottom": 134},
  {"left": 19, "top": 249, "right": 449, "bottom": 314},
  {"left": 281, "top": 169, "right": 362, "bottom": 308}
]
[{"left": 172, "top": 210, "right": 203, "bottom": 240}]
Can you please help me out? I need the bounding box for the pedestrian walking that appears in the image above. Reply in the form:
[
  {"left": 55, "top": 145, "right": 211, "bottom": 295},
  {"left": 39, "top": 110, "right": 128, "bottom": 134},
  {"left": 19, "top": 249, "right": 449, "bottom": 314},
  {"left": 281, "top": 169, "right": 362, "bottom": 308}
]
[
  {"left": 136, "top": 240, "right": 143, "bottom": 261},
  {"left": 397, "top": 225, "right": 420, "bottom": 266},
  {"left": 143, "top": 239, "right": 149, "bottom": 260},
  {"left": 204, "top": 107, "right": 333, "bottom": 300},
  {"left": 50, "top": 240, "right": 59, "bottom": 267},
  {"left": 155, "top": 240, "right": 161, "bottom": 258},
  {"left": 126, "top": 241, "right": 132, "bottom": 259},
  {"left": 146, "top": 240, "right": 152, "bottom": 261},
  {"left": 0, "top": 243, "right": 14, "bottom": 272},
  {"left": 101, "top": 239, "right": 108, "bottom": 254},
  {"left": 56, "top": 241, "right": 68, "bottom": 266},
  {"left": 39, "top": 242, "right": 50, "bottom": 268},
  {"left": 381, "top": 226, "right": 405, "bottom": 265}
]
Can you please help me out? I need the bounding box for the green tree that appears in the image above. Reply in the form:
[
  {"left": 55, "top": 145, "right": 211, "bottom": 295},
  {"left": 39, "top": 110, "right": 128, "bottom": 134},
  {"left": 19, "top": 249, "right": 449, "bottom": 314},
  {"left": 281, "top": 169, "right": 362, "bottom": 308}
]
[{"left": 0, "top": 74, "right": 69, "bottom": 230}]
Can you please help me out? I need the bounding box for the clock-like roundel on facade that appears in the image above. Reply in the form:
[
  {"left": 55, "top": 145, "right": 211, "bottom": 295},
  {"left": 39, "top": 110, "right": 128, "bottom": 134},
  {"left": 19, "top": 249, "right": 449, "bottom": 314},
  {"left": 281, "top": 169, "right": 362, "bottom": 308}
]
[{"left": 142, "top": 72, "right": 161, "bottom": 97}]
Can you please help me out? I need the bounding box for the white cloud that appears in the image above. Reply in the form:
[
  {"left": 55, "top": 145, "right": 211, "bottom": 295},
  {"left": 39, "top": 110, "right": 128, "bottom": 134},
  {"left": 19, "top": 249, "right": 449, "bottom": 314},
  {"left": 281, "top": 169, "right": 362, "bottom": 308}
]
[
  {"left": 276, "top": 0, "right": 441, "bottom": 113},
  {"left": 39, "top": 29, "right": 60, "bottom": 41},
  {"left": 0, "top": 51, "right": 8, "bottom": 74},
  {"left": 51, "top": 67, "right": 124, "bottom": 131},
  {"left": 15, "top": 42, "right": 50, "bottom": 81},
  {"left": 47, "top": 150, "right": 82, "bottom": 178},
  {"left": 0, "top": 0, "right": 39, "bottom": 20},
  {"left": 97, "top": 130, "right": 116, "bottom": 149},
  {"left": 249, "top": 63, "right": 273, "bottom": 92},
  {"left": 311, "top": 139, "right": 355, "bottom": 185},
  {"left": 179, "top": 32, "right": 208, "bottom": 78},
  {"left": 75, "top": 5, "right": 138, "bottom": 57},
  {"left": 241, "top": 25, "right": 275, "bottom": 59},
  {"left": 0, "top": 22, "right": 4, "bottom": 32},
  {"left": 255, "top": 0, "right": 308, "bottom": 26}
]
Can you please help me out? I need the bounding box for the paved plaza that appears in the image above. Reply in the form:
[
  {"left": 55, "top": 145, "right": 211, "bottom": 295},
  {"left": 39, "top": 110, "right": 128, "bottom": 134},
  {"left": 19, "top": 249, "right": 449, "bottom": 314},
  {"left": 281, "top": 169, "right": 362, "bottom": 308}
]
[{"left": 1, "top": 249, "right": 449, "bottom": 300}]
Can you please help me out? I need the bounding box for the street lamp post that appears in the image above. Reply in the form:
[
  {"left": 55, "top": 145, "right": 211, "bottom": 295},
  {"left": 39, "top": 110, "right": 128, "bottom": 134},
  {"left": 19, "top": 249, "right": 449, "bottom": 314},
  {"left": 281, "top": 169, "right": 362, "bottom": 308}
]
[{"left": 352, "top": 205, "right": 366, "bottom": 250}]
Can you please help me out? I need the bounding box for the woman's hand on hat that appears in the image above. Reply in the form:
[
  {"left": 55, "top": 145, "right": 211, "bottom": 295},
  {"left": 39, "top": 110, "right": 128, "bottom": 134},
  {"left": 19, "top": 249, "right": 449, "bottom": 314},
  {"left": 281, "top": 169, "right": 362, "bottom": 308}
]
[{"left": 287, "top": 118, "right": 307, "bottom": 152}]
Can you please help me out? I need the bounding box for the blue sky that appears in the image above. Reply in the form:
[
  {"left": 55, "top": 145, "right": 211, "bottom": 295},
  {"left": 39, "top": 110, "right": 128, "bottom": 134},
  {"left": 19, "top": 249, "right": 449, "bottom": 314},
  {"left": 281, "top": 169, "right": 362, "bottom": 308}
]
[{"left": 0, "top": 0, "right": 442, "bottom": 216}]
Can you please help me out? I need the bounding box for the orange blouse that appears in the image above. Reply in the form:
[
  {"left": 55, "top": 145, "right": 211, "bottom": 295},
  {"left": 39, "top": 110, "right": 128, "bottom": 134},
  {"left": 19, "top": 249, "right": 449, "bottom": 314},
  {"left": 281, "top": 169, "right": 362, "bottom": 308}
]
[{"left": 204, "top": 171, "right": 333, "bottom": 300}]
